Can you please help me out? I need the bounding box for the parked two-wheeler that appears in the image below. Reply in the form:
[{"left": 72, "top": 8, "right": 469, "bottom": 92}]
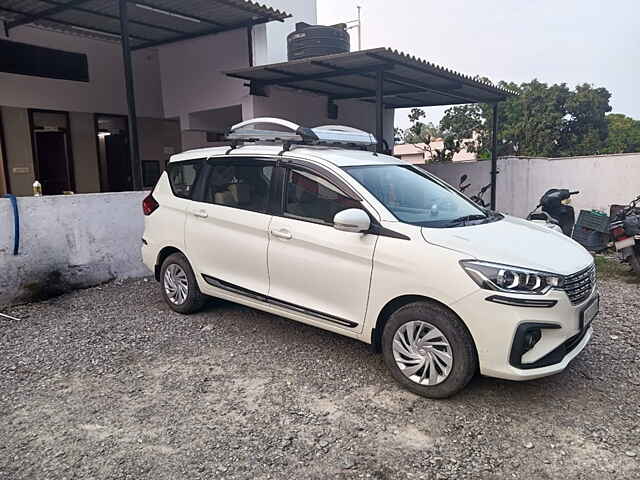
[
  {"left": 458, "top": 174, "right": 471, "bottom": 193},
  {"left": 470, "top": 183, "right": 492, "bottom": 208},
  {"left": 528, "top": 189, "right": 640, "bottom": 275},
  {"left": 458, "top": 174, "right": 491, "bottom": 208},
  {"left": 526, "top": 189, "right": 579, "bottom": 235},
  {"left": 609, "top": 195, "right": 640, "bottom": 275}
]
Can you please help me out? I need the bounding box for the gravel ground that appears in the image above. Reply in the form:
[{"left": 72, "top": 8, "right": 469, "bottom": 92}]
[{"left": 1, "top": 276, "right": 639, "bottom": 480}]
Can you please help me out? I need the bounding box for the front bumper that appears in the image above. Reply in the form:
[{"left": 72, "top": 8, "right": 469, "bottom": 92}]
[{"left": 451, "top": 286, "right": 597, "bottom": 381}]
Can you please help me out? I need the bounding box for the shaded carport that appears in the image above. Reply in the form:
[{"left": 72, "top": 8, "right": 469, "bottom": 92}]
[
  {"left": 226, "top": 48, "right": 516, "bottom": 209},
  {"left": 0, "top": 0, "right": 290, "bottom": 189}
]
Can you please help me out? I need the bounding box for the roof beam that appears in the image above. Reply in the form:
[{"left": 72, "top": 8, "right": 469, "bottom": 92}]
[
  {"left": 248, "top": 82, "right": 341, "bottom": 98},
  {"left": 131, "top": 16, "right": 273, "bottom": 50},
  {"left": 362, "top": 71, "right": 489, "bottom": 104},
  {"left": 232, "top": 63, "right": 394, "bottom": 87},
  {"left": 34, "top": 0, "right": 185, "bottom": 35},
  {"left": 0, "top": 4, "right": 151, "bottom": 42},
  {"left": 264, "top": 66, "right": 373, "bottom": 96},
  {"left": 7, "top": 0, "right": 94, "bottom": 30},
  {"left": 128, "top": 1, "right": 226, "bottom": 27},
  {"left": 367, "top": 52, "right": 507, "bottom": 99},
  {"left": 366, "top": 52, "right": 466, "bottom": 89},
  {"left": 330, "top": 85, "right": 445, "bottom": 101}
]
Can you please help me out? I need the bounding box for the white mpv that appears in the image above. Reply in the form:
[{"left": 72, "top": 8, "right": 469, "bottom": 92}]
[{"left": 142, "top": 118, "right": 597, "bottom": 398}]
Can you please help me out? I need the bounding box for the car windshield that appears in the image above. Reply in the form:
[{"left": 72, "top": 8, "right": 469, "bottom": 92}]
[{"left": 344, "top": 164, "right": 495, "bottom": 228}]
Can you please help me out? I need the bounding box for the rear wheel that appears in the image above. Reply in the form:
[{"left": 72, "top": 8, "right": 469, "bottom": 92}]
[
  {"left": 381, "top": 301, "right": 478, "bottom": 399},
  {"left": 160, "top": 253, "right": 207, "bottom": 314}
]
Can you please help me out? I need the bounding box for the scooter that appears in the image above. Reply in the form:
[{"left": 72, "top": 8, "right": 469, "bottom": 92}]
[{"left": 527, "top": 189, "right": 579, "bottom": 236}]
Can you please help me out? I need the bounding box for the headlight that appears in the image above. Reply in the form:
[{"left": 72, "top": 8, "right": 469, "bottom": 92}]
[{"left": 460, "top": 260, "right": 564, "bottom": 294}]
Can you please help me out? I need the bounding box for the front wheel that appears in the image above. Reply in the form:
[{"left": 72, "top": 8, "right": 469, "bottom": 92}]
[
  {"left": 381, "top": 301, "right": 478, "bottom": 399},
  {"left": 160, "top": 252, "right": 207, "bottom": 314}
]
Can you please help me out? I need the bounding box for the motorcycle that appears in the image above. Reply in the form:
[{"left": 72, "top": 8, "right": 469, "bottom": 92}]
[
  {"left": 609, "top": 195, "right": 640, "bottom": 275},
  {"left": 458, "top": 174, "right": 471, "bottom": 193},
  {"left": 458, "top": 174, "right": 491, "bottom": 208},
  {"left": 528, "top": 189, "right": 640, "bottom": 275}
]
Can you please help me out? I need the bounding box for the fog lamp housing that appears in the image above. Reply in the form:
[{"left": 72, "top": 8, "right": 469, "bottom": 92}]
[
  {"left": 509, "top": 322, "right": 561, "bottom": 369},
  {"left": 523, "top": 328, "right": 542, "bottom": 353}
]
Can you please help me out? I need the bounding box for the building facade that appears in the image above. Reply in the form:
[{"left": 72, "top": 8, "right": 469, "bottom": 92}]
[
  {"left": 1, "top": 0, "right": 391, "bottom": 197},
  {"left": 393, "top": 141, "right": 477, "bottom": 164}
]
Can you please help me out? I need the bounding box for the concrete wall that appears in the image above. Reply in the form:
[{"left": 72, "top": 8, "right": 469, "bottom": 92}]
[
  {"left": 251, "top": 87, "right": 396, "bottom": 148},
  {"left": 137, "top": 117, "right": 182, "bottom": 171},
  {"left": 423, "top": 153, "right": 640, "bottom": 218},
  {"left": 0, "top": 111, "right": 9, "bottom": 194},
  {"left": 158, "top": 29, "right": 251, "bottom": 130},
  {"left": 69, "top": 112, "right": 101, "bottom": 194},
  {"left": 1, "top": 107, "right": 34, "bottom": 196},
  {"left": 0, "top": 26, "right": 164, "bottom": 118},
  {"left": 0, "top": 192, "right": 149, "bottom": 306}
]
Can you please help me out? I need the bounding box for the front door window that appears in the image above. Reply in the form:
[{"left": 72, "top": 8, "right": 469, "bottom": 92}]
[{"left": 284, "top": 169, "right": 360, "bottom": 225}]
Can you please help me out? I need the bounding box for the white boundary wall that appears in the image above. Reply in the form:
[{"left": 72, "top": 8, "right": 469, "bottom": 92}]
[
  {"left": 423, "top": 153, "right": 640, "bottom": 218},
  {"left": 1, "top": 192, "right": 150, "bottom": 305}
]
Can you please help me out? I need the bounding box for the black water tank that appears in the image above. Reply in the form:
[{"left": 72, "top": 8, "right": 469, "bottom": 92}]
[{"left": 287, "top": 22, "right": 350, "bottom": 61}]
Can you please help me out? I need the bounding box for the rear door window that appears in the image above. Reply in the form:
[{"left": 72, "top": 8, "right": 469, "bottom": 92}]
[
  {"left": 203, "top": 159, "right": 274, "bottom": 214},
  {"left": 167, "top": 160, "right": 204, "bottom": 199}
]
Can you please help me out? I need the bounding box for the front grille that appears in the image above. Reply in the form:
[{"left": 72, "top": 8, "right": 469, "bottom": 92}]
[{"left": 562, "top": 263, "right": 596, "bottom": 305}]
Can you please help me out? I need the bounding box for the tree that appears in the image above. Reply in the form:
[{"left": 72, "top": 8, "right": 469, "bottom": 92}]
[
  {"left": 438, "top": 80, "right": 613, "bottom": 158},
  {"left": 562, "top": 83, "right": 611, "bottom": 155},
  {"left": 602, "top": 114, "right": 640, "bottom": 153},
  {"left": 399, "top": 108, "right": 456, "bottom": 162}
]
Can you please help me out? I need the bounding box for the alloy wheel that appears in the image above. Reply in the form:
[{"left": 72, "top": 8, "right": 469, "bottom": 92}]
[
  {"left": 164, "top": 264, "right": 189, "bottom": 305},
  {"left": 392, "top": 321, "right": 453, "bottom": 386}
]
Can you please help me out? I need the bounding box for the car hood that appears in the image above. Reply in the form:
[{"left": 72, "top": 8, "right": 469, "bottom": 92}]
[{"left": 421, "top": 215, "right": 593, "bottom": 275}]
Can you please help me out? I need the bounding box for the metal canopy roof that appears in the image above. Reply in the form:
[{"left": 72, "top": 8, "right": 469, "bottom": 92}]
[
  {"left": 0, "top": 0, "right": 290, "bottom": 49},
  {"left": 226, "top": 47, "right": 517, "bottom": 108}
]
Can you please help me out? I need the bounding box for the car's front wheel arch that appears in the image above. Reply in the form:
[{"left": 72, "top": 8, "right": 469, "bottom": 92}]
[{"left": 371, "top": 294, "right": 478, "bottom": 360}]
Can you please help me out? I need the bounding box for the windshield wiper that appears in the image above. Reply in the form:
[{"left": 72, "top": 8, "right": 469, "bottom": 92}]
[{"left": 444, "top": 214, "right": 489, "bottom": 227}]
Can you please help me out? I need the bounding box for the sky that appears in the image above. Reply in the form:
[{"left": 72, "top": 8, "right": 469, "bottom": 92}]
[{"left": 317, "top": 0, "right": 640, "bottom": 130}]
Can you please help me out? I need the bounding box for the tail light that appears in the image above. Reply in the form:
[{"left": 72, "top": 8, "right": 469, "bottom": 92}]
[
  {"left": 142, "top": 193, "right": 159, "bottom": 216},
  {"left": 611, "top": 225, "right": 626, "bottom": 240}
]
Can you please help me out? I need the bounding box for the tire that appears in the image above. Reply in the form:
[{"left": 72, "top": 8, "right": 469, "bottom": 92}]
[
  {"left": 381, "top": 301, "right": 478, "bottom": 399},
  {"left": 629, "top": 246, "right": 640, "bottom": 276},
  {"left": 159, "top": 252, "right": 207, "bottom": 314}
]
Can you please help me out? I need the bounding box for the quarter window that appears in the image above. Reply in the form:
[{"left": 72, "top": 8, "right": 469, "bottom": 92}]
[
  {"left": 204, "top": 161, "right": 273, "bottom": 213},
  {"left": 167, "top": 160, "right": 204, "bottom": 199},
  {"left": 284, "top": 169, "right": 360, "bottom": 225}
]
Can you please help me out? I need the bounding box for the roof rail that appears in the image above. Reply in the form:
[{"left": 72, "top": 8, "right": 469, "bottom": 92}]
[{"left": 226, "top": 117, "right": 377, "bottom": 148}]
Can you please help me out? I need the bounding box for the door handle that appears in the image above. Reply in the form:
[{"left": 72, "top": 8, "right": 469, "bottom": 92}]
[
  {"left": 193, "top": 210, "right": 208, "bottom": 218},
  {"left": 271, "top": 228, "right": 292, "bottom": 240}
]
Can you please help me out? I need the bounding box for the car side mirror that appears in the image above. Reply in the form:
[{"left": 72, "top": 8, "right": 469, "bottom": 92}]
[
  {"left": 460, "top": 174, "right": 468, "bottom": 183},
  {"left": 333, "top": 208, "right": 371, "bottom": 233}
]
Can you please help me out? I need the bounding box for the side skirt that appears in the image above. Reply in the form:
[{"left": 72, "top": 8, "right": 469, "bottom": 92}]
[{"left": 202, "top": 274, "right": 359, "bottom": 329}]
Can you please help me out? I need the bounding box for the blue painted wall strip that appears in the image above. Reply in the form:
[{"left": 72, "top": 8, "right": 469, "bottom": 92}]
[{"left": 1, "top": 194, "right": 19, "bottom": 255}]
